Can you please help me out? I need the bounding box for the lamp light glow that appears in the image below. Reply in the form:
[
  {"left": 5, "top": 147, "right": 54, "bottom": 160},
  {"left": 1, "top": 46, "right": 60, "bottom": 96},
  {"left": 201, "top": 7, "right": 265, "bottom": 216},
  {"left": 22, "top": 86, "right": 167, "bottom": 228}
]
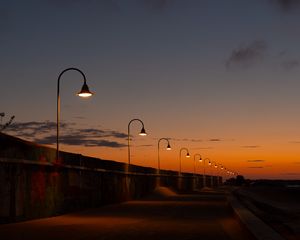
[
  {"left": 186, "top": 153, "right": 191, "bottom": 158},
  {"left": 128, "top": 118, "right": 147, "bottom": 165},
  {"left": 139, "top": 127, "right": 147, "bottom": 136},
  {"left": 166, "top": 143, "right": 171, "bottom": 150},
  {"left": 77, "top": 82, "right": 93, "bottom": 98}
]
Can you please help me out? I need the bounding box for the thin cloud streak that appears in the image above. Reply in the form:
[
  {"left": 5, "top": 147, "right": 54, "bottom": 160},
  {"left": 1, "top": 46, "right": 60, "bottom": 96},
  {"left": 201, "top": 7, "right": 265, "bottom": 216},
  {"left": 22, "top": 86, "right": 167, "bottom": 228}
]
[
  {"left": 281, "top": 59, "right": 299, "bottom": 70},
  {"left": 247, "top": 160, "right": 266, "bottom": 162},
  {"left": 226, "top": 40, "right": 267, "bottom": 69},
  {"left": 242, "top": 145, "right": 261, "bottom": 148},
  {"left": 135, "top": 144, "right": 154, "bottom": 148},
  {"left": 269, "top": 0, "right": 300, "bottom": 12},
  {"left": 36, "top": 135, "right": 126, "bottom": 148},
  {"left": 172, "top": 138, "right": 203, "bottom": 142},
  {"left": 209, "top": 138, "right": 221, "bottom": 142},
  {"left": 5, "top": 121, "right": 127, "bottom": 148}
]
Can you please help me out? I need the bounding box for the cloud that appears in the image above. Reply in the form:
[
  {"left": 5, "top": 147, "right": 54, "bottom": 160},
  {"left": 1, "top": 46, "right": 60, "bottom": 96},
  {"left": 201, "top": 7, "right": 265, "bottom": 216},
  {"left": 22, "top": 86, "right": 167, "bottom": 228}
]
[
  {"left": 247, "top": 160, "right": 266, "bottom": 162},
  {"left": 293, "top": 161, "right": 300, "bottom": 164},
  {"left": 5, "top": 121, "right": 127, "bottom": 148},
  {"left": 172, "top": 138, "right": 203, "bottom": 142},
  {"left": 242, "top": 145, "right": 261, "bottom": 148},
  {"left": 172, "top": 138, "right": 233, "bottom": 143},
  {"left": 270, "top": 0, "right": 300, "bottom": 12},
  {"left": 209, "top": 138, "right": 221, "bottom": 142},
  {"left": 79, "top": 128, "right": 128, "bottom": 139},
  {"left": 7, "top": 121, "right": 64, "bottom": 136},
  {"left": 248, "top": 166, "right": 264, "bottom": 169},
  {"left": 135, "top": 144, "right": 153, "bottom": 148},
  {"left": 281, "top": 59, "right": 299, "bottom": 70},
  {"left": 35, "top": 135, "right": 126, "bottom": 148},
  {"left": 226, "top": 40, "right": 267, "bottom": 69}
]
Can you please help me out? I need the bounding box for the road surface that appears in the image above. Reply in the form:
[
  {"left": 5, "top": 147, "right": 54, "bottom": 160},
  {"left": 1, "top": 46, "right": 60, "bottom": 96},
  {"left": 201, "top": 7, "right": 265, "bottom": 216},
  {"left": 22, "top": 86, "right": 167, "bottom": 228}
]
[{"left": 0, "top": 188, "right": 255, "bottom": 240}]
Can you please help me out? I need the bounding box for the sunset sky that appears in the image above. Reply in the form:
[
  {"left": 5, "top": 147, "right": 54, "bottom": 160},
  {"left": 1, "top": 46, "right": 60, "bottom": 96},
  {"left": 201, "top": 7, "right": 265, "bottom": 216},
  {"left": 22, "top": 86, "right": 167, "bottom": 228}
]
[{"left": 1, "top": 0, "right": 300, "bottom": 179}]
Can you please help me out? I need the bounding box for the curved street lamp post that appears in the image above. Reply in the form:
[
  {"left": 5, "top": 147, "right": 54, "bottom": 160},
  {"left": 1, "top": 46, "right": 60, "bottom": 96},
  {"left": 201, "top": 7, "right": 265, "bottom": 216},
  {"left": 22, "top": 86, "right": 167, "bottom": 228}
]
[
  {"left": 193, "top": 154, "right": 202, "bottom": 190},
  {"left": 179, "top": 147, "right": 190, "bottom": 175},
  {"left": 56, "top": 67, "right": 93, "bottom": 162},
  {"left": 127, "top": 119, "right": 147, "bottom": 165},
  {"left": 210, "top": 161, "right": 218, "bottom": 187},
  {"left": 202, "top": 158, "right": 210, "bottom": 187},
  {"left": 193, "top": 154, "right": 202, "bottom": 176},
  {"left": 157, "top": 138, "right": 171, "bottom": 173}
]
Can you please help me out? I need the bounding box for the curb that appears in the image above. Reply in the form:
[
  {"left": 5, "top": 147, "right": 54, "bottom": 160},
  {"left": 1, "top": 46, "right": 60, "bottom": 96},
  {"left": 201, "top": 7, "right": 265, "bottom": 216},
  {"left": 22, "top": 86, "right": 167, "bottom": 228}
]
[{"left": 227, "top": 195, "right": 285, "bottom": 240}]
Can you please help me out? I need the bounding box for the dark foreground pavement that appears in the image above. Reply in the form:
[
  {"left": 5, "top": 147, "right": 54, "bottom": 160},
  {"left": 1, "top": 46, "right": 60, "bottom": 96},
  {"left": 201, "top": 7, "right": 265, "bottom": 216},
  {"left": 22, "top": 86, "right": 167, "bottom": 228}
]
[{"left": 0, "top": 189, "right": 255, "bottom": 240}]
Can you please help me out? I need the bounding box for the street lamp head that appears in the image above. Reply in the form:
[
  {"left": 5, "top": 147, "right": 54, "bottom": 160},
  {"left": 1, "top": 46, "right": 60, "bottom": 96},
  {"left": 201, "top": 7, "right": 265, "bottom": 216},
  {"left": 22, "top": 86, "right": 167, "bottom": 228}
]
[
  {"left": 208, "top": 161, "right": 212, "bottom": 165},
  {"left": 139, "top": 127, "right": 147, "bottom": 136},
  {"left": 166, "top": 143, "right": 172, "bottom": 150},
  {"left": 199, "top": 158, "right": 203, "bottom": 162},
  {"left": 186, "top": 152, "right": 191, "bottom": 158},
  {"left": 214, "top": 164, "right": 218, "bottom": 168},
  {"left": 77, "top": 82, "right": 93, "bottom": 98}
]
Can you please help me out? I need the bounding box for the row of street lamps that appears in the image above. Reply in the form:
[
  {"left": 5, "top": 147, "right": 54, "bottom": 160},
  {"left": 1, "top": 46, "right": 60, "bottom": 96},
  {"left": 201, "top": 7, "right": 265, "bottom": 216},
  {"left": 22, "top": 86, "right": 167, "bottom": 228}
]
[{"left": 56, "top": 67, "right": 238, "bottom": 181}]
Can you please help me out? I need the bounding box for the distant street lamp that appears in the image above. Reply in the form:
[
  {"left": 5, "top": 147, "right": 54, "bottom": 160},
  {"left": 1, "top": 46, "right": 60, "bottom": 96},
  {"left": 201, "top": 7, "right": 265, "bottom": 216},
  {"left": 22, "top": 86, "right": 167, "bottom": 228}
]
[
  {"left": 56, "top": 67, "right": 93, "bottom": 162},
  {"left": 218, "top": 164, "right": 224, "bottom": 181},
  {"left": 202, "top": 158, "right": 210, "bottom": 187},
  {"left": 193, "top": 154, "right": 202, "bottom": 176},
  {"left": 157, "top": 138, "right": 171, "bottom": 173},
  {"left": 179, "top": 147, "right": 190, "bottom": 175},
  {"left": 210, "top": 161, "right": 218, "bottom": 187},
  {"left": 127, "top": 118, "right": 147, "bottom": 165},
  {"left": 193, "top": 153, "right": 202, "bottom": 190}
]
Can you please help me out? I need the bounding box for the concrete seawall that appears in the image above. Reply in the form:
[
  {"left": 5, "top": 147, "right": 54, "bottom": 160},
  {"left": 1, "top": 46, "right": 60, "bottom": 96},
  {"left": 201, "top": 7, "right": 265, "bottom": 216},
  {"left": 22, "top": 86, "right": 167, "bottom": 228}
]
[{"left": 0, "top": 133, "right": 221, "bottom": 223}]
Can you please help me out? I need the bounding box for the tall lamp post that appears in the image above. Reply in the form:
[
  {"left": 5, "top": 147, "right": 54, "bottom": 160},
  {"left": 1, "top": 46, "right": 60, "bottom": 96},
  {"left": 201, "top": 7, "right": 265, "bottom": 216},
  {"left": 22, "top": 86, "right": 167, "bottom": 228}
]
[
  {"left": 157, "top": 138, "right": 171, "bottom": 173},
  {"left": 56, "top": 67, "right": 93, "bottom": 162},
  {"left": 179, "top": 147, "right": 190, "bottom": 175},
  {"left": 127, "top": 118, "right": 147, "bottom": 165},
  {"left": 219, "top": 164, "right": 224, "bottom": 185},
  {"left": 210, "top": 161, "right": 218, "bottom": 187},
  {"left": 193, "top": 154, "right": 202, "bottom": 176},
  {"left": 193, "top": 154, "right": 202, "bottom": 190},
  {"left": 202, "top": 158, "right": 210, "bottom": 187}
]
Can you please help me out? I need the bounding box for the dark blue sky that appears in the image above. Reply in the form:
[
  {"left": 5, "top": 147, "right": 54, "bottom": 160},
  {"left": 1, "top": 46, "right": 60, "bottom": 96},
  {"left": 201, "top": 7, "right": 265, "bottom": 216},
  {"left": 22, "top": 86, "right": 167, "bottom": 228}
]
[{"left": 1, "top": 0, "right": 300, "bottom": 178}]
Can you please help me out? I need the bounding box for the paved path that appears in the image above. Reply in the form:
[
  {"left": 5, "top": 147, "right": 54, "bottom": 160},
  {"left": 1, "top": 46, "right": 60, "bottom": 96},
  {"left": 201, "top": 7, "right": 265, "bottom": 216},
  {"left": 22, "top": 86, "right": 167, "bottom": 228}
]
[{"left": 0, "top": 190, "right": 255, "bottom": 240}]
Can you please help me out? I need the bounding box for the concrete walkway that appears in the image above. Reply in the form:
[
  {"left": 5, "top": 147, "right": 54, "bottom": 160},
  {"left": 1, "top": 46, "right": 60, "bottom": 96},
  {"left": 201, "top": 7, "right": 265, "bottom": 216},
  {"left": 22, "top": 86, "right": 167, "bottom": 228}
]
[{"left": 0, "top": 189, "right": 255, "bottom": 240}]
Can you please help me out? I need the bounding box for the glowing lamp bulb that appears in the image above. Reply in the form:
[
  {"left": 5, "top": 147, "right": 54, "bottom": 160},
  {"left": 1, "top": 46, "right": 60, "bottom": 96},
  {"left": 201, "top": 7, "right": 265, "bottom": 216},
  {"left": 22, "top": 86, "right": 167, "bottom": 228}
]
[
  {"left": 166, "top": 143, "right": 171, "bottom": 150},
  {"left": 139, "top": 127, "right": 147, "bottom": 136},
  {"left": 77, "top": 82, "right": 93, "bottom": 98},
  {"left": 186, "top": 153, "right": 191, "bottom": 158}
]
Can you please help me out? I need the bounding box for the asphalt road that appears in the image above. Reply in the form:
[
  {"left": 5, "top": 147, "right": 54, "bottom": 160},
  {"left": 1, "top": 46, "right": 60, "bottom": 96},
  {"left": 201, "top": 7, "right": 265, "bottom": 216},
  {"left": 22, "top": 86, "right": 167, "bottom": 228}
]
[{"left": 0, "top": 189, "right": 255, "bottom": 240}]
